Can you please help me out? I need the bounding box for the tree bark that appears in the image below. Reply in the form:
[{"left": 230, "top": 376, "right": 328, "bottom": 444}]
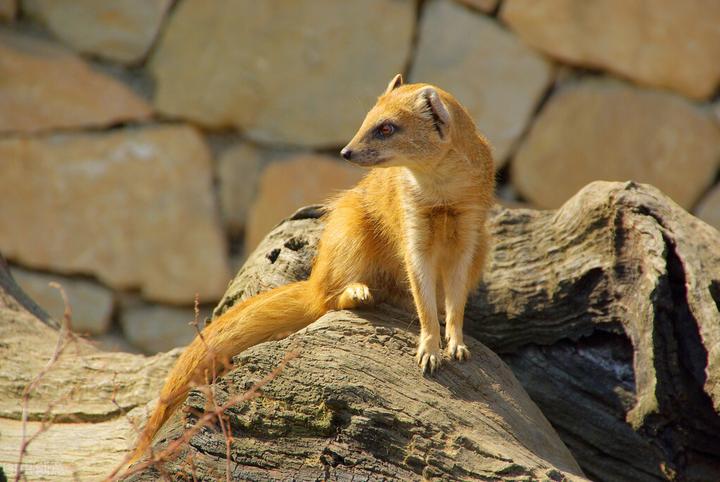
[
  {"left": 470, "top": 181, "right": 720, "bottom": 482},
  {"left": 1, "top": 181, "right": 719, "bottom": 481}
]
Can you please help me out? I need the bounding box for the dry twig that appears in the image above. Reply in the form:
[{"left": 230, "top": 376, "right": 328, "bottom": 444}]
[
  {"left": 105, "top": 349, "right": 298, "bottom": 481},
  {"left": 14, "top": 282, "right": 78, "bottom": 482},
  {"left": 105, "top": 293, "right": 298, "bottom": 481}
]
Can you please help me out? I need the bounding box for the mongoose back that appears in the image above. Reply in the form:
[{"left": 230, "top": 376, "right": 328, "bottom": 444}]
[{"left": 129, "top": 74, "right": 494, "bottom": 463}]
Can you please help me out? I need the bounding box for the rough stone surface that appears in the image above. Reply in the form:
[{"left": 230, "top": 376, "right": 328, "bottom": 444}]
[
  {"left": 455, "top": 0, "right": 498, "bottom": 12},
  {"left": 696, "top": 185, "right": 720, "bottom": 231},
  {"left": 244, "top": 155, "right": 364, "bottom": 254},
  {"left": 0, "top": 29, "right": 151, "bottom": 134},
  {"left": 150, "top": 0, "right": 415, "bottom": 146},
  {"left": 218, "top": 143, "right": 274, "bottom": 235},
  {"left": 0, "top": 0, "right": 16, "bottom": 20},
  {"left": 411, "top": 0, "right": 552, "bottom": 165},
  {"left": 23, "top": 0, "right": 172, "bottom": 64},
  {"left": 10, "top": 267, "right": 113, "bottom": 335},
  {"left": 496, "top": 184, "right": 534, "bottom": 209},
  {"left": 216, "top": 181, "right": 720, "bottom": 482},
  {"left": 501, "top": 0, "right": 720, "bottom": 99},
  {"left": 120, "top": 300, "right": 209, "bottom": 354},
  {"left": 512, "top": 79, "right": 720, "bottom": 209},
  {"left": 93, "top": 328, "right": 142, "bottom": 354},
  {"left": 0, "top": 125, "right": 231, "bottom": 304}
]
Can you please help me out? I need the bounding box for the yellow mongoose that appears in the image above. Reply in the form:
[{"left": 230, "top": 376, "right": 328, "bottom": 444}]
[{"left": 129, "top": 74, "right": 494, "bottom": 462}]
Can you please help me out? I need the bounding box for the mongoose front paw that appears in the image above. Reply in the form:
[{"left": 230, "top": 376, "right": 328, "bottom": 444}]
[
  {"left": 446, "top": 338, "right": 470, "bottom": 361},
  {"left": 416, "top": 337, "right": 442, "bottom": 374}
]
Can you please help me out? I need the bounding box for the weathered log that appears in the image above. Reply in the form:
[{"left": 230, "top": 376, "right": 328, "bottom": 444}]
[
  {"left": 1, "top": 181, "right": 719, "bottom": 481},
  {"left": 212, "top": 181, "right": 720, "bottom": 481},
  {"left": 132, "top": 309, "right": 584, "bottom": 481},
  {"left": 472, "top": 182, "right": 720, "bottom": 482}
]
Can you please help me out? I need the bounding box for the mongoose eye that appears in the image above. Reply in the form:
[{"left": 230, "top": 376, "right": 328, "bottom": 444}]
[{"left": 375, "top": 122, "right": 396, "bottom": 139}]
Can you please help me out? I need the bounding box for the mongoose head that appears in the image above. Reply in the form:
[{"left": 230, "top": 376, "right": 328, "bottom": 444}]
[{"left": 341, "top": 74, "right": 458, "bottom": 170}]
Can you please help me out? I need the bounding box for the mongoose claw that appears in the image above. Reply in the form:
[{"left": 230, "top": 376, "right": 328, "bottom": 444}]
[
  {"left": 447, "top": 341, "right": 471, "bottom": 362},
  {"left": 418, "top": 352, "right": 440, "bottom": 374},
  {"left": 416, "top": 339, "right": 442, "bottom": 374}
]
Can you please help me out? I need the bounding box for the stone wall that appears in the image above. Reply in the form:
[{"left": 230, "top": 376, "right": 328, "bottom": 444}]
[{"left": 1, "top": 0, "right": 719, "bottom": 354}]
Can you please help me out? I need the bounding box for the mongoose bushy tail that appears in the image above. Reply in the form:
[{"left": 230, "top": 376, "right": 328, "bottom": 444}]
[{"left": 129, "top": 280, "right": 326, "bottom": 463}]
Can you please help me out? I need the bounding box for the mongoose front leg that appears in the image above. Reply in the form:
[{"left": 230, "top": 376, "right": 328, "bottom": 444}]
[
  {"left": 406, "top": 256, "right": 442, "bottom": 374},
  {"left": 337, "top": 282, "right": 374, "bottom": 310},
  {"left": 442, "top": 249, "right": 474, "bottom": 361}
]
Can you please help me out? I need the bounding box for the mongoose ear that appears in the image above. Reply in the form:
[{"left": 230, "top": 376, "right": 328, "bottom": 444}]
[
  {"left": 416, "top": 87, "right": 451, "bottom": 138},
  {"left": 384, "top": 73, "right": 404, "bottom": 94}
]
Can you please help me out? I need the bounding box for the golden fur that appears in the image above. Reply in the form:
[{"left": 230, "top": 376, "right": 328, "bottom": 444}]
[{"left": 128, "top": 74, "right": 494, "bottom": 463}]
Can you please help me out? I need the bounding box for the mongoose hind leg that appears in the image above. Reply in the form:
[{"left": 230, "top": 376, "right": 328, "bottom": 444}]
[{"left": 337, "top": 282, "right": 375, "bottom": 310}]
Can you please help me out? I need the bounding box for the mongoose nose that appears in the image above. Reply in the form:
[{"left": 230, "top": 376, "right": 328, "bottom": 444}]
[{"left": 340, "top": 147, "right": 352, "bottom": 160}]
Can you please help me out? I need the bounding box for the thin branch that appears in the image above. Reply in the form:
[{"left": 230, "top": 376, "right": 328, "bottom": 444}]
[{"left": 14, "top": 282, "right": 78, "bottom": 482}]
